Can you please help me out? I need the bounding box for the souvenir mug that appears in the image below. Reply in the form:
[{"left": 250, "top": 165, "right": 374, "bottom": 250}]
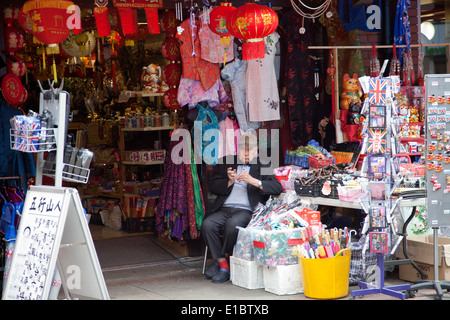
[
  {"left": 129, "top": 151, "right": 140, "bottom": 161},
  {"left": 140, "top": 151, "right": 150, "bottom": 162},
  {"left": 156, "top": 150, "right": 164, "bottom": 162}
]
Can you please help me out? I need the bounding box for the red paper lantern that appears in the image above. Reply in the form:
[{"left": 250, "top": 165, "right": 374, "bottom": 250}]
[
  {"left": 5, "top": 26, "right": 25, "bottom": 53},
  {"left": 1, "top": 73, "right": 27, "bottom": 106},
  {"left": 163, "top": 87, "right": 181, "bottom": 110},
  {"left": 226, "top": 3, "right": 278, "bottom": 60},
  {"left": 162, "top": 63, "right": 181, "bottom": 87},
  {"left": 20, "top": 0, "right": 75, "bottom": 47},
  {"left": 161, "top": 36, "right": 180, "bottom": 61},
  {"left": 209, "top": 3, "right": 235, "bottom": 40},
  {"left": 161, "top": 10, "right": 177, "bottom": 35}
]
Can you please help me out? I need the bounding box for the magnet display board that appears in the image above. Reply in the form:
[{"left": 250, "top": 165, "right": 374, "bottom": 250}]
[
  {"left": 425, "top": 74, "right": 450, "bottom": 227},
  {"left": 2, "top": 186, "right": 109, "bottom": 300}
]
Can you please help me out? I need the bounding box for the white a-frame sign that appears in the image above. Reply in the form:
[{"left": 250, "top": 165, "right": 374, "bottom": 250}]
[{"left": 2, "top": 185, "right": 109, "bottom": 300}]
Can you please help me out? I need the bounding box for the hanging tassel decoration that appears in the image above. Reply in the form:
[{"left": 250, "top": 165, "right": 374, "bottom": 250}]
[
  {"left": 389, "top": 44, "right": 400, "bottom": 76},
  {"left": 52, "top": 56, "right": 58, "bottom": 83},
  {"left": 42, "top": 46, "right": 46, "bottom": 70},
  {"left": 369, "top": 45, "right": 380, "bottom": 77}
]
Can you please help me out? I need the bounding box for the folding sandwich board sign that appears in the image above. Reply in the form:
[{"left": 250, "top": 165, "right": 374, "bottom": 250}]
[{"left": 2, "top": 185, "right": 109, "bottom": 300}]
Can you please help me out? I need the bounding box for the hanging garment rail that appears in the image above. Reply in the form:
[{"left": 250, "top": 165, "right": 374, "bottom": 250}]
[{"left": 308, "top": 42, "right": 450, "bottom": 143}]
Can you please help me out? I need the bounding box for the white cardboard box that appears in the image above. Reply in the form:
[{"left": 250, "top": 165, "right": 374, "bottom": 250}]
[
  {"left": 395, "top": 235, "right": 450, "bottom": 282},
  {"left": 230, "top": 256, "right": 264, "bottom": 290},
  {"left": 262, "top": 264, "right": 304, "bottom": 295}
]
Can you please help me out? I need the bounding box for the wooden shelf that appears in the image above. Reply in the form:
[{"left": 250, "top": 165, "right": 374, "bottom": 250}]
[
  {"left": 122, "top": 160, "right": 165, "bottom": 165},
  {"left": 122, "top": 90, "right": 165, "bottom": 98},
  {"left": 121, "top": 126, "right": 173, "bottom": 132},
  {"left": 400, "top": 137, "right": 425, "bottom": 143},
  {"left": 83, "top": 188, "right": 123, "bottom": 199}
]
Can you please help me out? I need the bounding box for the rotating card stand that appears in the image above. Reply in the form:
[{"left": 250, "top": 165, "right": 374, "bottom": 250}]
[{"left": 350, "top": 75, "right": 410, "bottom": 300}]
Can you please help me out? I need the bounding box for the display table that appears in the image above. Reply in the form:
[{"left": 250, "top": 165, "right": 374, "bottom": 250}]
[
  {"left": 296, "top": 195, "right": 426, "bottom": 279},
  {"left": 296, "top": 196, "right": 425, "bottom": 210}
]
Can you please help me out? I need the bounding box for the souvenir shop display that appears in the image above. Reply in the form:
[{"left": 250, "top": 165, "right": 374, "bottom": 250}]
[
  {"left": 2, "top": 0, "right": 444, "bottom": 301},
  {"left": 350, "top": 75, "right": 411, "bottom": 299}
]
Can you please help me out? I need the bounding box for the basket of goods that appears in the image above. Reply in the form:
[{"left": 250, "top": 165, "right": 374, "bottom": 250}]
[{"left": 285, "top": 140, "right": 334, "bottom": 169}]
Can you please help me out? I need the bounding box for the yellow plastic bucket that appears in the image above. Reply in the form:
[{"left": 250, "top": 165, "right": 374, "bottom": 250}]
[{"left": 301, "top": 248, "right": 351, "bottom": 299}]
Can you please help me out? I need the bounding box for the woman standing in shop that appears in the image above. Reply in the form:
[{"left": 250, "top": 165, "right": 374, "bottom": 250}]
[{"left": 201, "top": 132, "right": 282, "bottom": 283}]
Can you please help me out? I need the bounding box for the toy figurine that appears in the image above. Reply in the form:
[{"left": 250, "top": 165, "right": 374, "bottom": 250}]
[
  {"left": 141, "top": 64, "right": 162, "bottom": 92},
  {"left": 340, "top": 73, "right": 363, "bottom": 110}
]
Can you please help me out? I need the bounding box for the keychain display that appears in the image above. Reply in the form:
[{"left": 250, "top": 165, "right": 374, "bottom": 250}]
[{"left": 424, "top": 74, "right": 450, "bottom": 227}]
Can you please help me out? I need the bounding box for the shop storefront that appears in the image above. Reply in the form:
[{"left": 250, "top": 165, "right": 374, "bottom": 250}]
[{"left": 0, "top": 0, "right": 450, "bottom": 300}]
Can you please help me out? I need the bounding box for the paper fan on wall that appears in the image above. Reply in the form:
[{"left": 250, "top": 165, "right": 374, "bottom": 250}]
[{"left": 61, "top": 32, "right": 96, "bottom": 58}]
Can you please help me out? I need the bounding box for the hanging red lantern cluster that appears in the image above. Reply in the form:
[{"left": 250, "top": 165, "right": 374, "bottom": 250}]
[
  {"left": 161, "top": 10, "right": 181, "bottom": 110},
  {"left": 226, "top": 3, "right": 278, "bottom": 60},
  {"left": 18, "top": 0, "right": 76, "bottom": 47}
]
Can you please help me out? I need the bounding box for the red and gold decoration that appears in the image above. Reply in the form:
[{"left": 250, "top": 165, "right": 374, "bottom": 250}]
[
  {"left": 162, "top": 62, "right": 181, "bottom": 87},
  {"left": 3, "top": 7, "right": 20, "bottom": 25},
  {"left": 226, "top": 3, "right": 278, "bottom": 60},
  {"left": 209, "top": 2, "right": 235, "bottom": 65},
  {"left": 94, "top": 6, "right": 111, "bottom": 37},
  {"left": 161, "top": 10, "right": 177, "bottom": 35},
  {"left": 7, "top": 56, "right": 27, "bottom": 78},
  {"left": 163, "top": 87, "right": 180, "bottom": 110},
  {"left": 1, "top": 73, "right": 27, "bottom": 106},
  {"left": 161, "top": 36, "right": 181, "bottom": 61},
  {"left": 5, "top": 25, "right": 25, "bottom": 53},
  {"left": 112, "top": 0, "right": 162, "bottom": 39},
  {"left": 160, "top": 11, "right": 180, "bottom": 109},
  {"left": 209, "top": 3, "right": 235, "bottom": 46},
  {"left": 19, "top": 0, "right": 75, "bottom": 47}
]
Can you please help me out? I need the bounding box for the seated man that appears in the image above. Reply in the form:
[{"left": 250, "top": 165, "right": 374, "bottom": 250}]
[{"left": 201, "top": 132, "right": 282, "bottom": 283}]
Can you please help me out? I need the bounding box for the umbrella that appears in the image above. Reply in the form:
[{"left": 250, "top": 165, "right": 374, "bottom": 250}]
[{"left": 2, "top": 202, "right": 17, "bottom": 294}]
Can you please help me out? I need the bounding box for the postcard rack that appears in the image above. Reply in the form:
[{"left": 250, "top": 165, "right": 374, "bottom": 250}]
[{"left": 350, "top": 75, "right": 411, "bottom": 299}]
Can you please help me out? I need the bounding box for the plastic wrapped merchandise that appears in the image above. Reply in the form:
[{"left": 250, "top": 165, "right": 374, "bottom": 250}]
[
  {"left": 251, "top": 227, "right": 306, "bottom": 266},
  {"left": 233, "top": 226, "right": 258, "bottom": 261}
]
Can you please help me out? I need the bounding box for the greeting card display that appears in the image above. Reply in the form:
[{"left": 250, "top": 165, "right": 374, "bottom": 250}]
[
  {"left": 367, "top": 129, "right": 387, "bottom": 154},
  {"left": 370, "top": 206, "right": 386, "bottom": 228},
  {"left": 369, "top": 232, "right": 389, "bottom": 254},
  {"left": 367, "top": 154, "right": 387, "bottom": 179},
  {"left": 369, "top": 105, "right": 386, "bottom": 129}
]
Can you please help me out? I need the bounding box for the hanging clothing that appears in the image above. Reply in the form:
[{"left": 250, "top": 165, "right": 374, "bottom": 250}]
[
  {"left": 155, "top": 135, "right": 204, "bottom": 240},
  {"left": 177, "top": 77, "right": 228, "bottom": 110},
  {"left": 0, "top": 100, "right": 36, "bottom": 191},
  {"left": 199, "top": 16, "right": 234, "bottom": 64},
  {"left": 192, "top": 103, "right": 220, "bottom": 166},
  {"left": 221, "top": 46, "right": 260, "bottom": 132},
  {"left": 279, "top": 11, "right": 321, "bottom": 146},
  {"left": 246, "top": 32, "right": 281, "bottom": 122},
  {"left": 176, "top": 17, "right": 221, "bottom": 91},
  {"left": 218, "top": 115, "right": 242, "bottom": 159}
]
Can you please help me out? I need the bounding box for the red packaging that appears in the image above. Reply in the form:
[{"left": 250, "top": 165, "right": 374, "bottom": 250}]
[{"left": 295, "top": 208, "right": 321, "bottom": 227}]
